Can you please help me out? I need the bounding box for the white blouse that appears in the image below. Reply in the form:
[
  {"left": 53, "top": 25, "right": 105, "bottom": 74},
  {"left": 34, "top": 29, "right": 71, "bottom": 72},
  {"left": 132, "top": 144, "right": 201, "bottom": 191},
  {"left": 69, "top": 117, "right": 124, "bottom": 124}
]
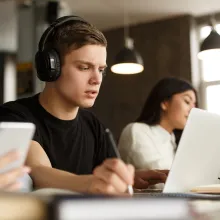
[{"left": 118, "top": 122, "right": 177, "bottom": 170}]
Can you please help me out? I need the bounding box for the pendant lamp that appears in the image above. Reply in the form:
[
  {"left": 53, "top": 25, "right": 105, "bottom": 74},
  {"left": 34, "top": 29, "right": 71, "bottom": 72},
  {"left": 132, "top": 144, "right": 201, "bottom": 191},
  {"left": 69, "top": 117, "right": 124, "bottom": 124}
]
[
  {"left": 111, "top": 37, "right": 144, "bottom": 74},
  {"left": 198, "top": 15, "right": 220, "bottom": 60},
  {"left": 111, "top": 6, "right": 144, "bottom": 74}
]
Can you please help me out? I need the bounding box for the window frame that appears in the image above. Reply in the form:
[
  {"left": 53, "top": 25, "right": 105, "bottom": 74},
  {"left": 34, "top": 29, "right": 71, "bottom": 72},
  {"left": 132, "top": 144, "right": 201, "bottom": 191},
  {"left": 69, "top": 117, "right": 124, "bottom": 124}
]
[{"left": 199, "top": 23, "right": 220, "bottom": 113}]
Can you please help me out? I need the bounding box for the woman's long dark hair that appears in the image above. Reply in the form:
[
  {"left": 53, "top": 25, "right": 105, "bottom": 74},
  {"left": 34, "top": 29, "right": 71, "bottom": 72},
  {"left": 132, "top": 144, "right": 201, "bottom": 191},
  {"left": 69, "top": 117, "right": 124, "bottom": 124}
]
[{"left": 136, "top": 77, "right": 197, "bottom": 145}]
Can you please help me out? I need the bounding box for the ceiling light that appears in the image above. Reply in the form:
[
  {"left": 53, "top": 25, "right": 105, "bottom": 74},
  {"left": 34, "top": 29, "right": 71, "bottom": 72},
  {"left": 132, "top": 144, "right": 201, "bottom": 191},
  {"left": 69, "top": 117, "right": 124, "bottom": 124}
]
[
  {"left": 111, "top": 37, "right": 144, "bottom": 74},
  {"left": 198, "top": 15, "right": 220, "bottom": 61},
  {"left": 111, "top": 3, "right": 144, "bottom": 75}
]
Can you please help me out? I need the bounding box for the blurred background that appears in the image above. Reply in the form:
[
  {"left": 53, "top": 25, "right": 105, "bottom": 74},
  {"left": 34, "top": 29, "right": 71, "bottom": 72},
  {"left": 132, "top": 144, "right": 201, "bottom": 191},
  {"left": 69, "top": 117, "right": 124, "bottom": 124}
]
[{"left": 1, "top": 0, "right": 220, "bottom": 140}]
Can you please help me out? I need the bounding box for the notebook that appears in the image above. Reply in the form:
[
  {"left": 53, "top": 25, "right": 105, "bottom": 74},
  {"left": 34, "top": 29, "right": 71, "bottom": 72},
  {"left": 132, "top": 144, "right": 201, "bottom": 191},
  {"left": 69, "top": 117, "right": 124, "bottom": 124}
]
[{"left": 49, "top": 195, "right": 194, "bottom": 220}]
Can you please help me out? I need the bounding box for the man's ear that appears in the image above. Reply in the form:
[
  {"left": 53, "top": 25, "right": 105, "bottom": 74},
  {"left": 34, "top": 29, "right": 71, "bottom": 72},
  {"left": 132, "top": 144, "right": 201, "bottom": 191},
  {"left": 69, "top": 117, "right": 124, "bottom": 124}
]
[{"left": 161, "top": 101, "right": 169, "bottom": 111}]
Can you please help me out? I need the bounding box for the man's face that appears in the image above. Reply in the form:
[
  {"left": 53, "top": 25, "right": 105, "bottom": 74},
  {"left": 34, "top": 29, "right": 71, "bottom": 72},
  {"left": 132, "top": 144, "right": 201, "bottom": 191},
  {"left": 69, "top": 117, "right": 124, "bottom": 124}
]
[{"left": 54, "top": 44, "right": 107, "bottom": 108}]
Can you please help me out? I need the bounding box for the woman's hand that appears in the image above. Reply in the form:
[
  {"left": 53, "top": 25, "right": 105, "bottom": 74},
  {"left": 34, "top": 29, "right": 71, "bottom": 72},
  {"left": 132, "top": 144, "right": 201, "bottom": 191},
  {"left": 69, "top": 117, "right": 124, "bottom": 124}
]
[
  {"left": 0, "top": 150, "right": 31, "bottom": 191},
  {"left": 134, "top": 169, "right": 169, "bottom": 189}
]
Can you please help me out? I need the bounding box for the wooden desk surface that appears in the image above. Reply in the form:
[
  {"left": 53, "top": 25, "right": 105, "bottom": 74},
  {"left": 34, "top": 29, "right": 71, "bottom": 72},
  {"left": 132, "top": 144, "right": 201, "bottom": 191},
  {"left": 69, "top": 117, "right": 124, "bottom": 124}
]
[{"left": 0, "top": 192, "right": 47, "bottom": 220}]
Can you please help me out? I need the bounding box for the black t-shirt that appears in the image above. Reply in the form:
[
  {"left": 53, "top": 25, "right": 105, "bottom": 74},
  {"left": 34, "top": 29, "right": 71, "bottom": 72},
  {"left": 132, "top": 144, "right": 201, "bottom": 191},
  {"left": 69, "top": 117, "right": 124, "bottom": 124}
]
[{"left": 0, "top": 94, "right": 115, "bottom": 174}]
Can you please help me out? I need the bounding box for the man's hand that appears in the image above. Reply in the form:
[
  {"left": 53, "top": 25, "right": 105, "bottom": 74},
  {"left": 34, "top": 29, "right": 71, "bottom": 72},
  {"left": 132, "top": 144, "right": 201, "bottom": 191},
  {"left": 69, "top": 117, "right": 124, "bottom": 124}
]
[
  {"left": 134, "top": 169, "right": 169, "bottom": 189},
  {"left": 89, "top": 158, "right": 134, "bottom": 195}
]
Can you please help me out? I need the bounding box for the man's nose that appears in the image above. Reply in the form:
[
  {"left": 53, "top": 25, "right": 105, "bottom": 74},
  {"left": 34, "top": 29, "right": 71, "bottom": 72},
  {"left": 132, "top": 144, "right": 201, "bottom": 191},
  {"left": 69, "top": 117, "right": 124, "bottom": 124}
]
[{"left": 89, "top": 70, "right": 102, "bottom": 85}]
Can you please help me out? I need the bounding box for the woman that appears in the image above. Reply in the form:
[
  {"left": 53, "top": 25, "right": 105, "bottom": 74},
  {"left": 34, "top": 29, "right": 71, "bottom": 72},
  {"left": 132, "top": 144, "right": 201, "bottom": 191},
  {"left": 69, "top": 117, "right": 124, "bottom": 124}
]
[{"left": 118, "top": 77, "right": 197, "bottom": 173}]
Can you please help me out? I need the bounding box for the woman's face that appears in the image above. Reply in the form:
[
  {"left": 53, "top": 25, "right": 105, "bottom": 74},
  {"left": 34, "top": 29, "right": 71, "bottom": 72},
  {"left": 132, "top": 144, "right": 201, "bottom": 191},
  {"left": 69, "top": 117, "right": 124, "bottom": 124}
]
[{"left": 161, "top": 90, "right": 196, "bottom": 130}]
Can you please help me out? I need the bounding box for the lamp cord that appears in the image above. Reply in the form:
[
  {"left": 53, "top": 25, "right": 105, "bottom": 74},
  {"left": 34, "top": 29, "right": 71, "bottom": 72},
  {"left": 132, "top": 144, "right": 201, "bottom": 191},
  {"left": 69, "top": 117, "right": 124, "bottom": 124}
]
[
  {"left": 210, "top": 14, "right": 217, "bottom": 30},
  {"left": 123, "top": 0, "right": 129, "bottom": 43}
]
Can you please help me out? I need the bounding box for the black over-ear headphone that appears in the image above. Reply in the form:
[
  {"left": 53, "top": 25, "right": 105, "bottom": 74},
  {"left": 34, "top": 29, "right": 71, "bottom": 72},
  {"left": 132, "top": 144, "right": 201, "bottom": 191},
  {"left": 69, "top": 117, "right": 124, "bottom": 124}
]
[{"left": 35, "top": 15, "right": 87, "bottom": 82}]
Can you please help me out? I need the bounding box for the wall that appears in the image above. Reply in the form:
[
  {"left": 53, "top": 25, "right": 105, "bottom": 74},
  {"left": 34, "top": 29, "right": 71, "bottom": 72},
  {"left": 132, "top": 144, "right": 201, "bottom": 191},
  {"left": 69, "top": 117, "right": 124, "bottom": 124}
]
[
  {"left": 17, "top": 5, "right": 34, "bottom": 63},
  {"left": 0, "top": 0, "right": 17, "bottom": 52},
  {"left": 0, "top": 1, "right": 17, "bottom": 103},
  {"left": 91, "top": 15, "right": 197, "bottom": 140},
  {"left": 196, "top": 12, "right": 220, "bottom": 25},
  {"left": 17, "top": 1, "right": 73, "bottom": 95}
]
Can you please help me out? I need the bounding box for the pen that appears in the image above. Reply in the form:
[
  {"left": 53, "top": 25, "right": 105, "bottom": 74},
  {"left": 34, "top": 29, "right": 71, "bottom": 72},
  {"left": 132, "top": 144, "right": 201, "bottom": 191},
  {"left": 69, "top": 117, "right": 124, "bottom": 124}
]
[{"left": 105, "top": 128, "right": 134, "bottom": 195}]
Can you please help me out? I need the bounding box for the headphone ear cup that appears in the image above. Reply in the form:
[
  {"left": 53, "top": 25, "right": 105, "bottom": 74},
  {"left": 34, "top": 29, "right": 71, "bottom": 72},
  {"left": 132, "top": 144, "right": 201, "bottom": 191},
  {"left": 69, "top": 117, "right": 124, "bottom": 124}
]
[
  {"left": 48, "top": 49, "right": 61, "bottom": 81},
  {"left": 35, "top": 16, "right": 87, "bottom": 82},
  {"left": 35, "top": 49, "right": 61, "bottom": 82},
  {"left": 35, "top": 51, "right": 48, "bottom": 81}
]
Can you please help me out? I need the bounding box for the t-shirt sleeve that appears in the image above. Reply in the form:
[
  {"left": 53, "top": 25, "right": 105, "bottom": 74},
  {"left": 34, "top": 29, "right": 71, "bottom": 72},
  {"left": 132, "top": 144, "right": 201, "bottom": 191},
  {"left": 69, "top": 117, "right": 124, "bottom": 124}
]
[{"left": 0, "top": 104, "right": 41, "bottom": 144}]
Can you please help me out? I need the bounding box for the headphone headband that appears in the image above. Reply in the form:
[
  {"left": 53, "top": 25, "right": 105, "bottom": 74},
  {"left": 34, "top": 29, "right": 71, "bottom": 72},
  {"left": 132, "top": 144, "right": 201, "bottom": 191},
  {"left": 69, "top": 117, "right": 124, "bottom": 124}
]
[{"left": 39, "top": 15, "right": 87, "bottom": 51}]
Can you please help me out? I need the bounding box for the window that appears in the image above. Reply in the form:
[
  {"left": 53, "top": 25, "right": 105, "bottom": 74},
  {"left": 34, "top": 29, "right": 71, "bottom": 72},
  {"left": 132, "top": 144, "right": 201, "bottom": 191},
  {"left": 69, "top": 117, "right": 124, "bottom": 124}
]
[{"left": 199, "top": 24, "right": 220, "bottom": 114}]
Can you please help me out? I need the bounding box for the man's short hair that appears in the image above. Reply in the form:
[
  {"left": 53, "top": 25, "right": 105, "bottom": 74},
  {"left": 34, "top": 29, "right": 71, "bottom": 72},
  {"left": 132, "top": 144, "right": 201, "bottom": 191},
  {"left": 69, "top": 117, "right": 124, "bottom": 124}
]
[{"left": 45, "top": 20, "right": 107, "bottom": 64}]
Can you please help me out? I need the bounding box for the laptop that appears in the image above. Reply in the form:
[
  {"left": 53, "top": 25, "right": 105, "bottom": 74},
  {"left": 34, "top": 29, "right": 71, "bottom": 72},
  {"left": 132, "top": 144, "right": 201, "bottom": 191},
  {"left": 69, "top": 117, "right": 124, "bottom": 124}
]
[{"left": 163, "top": 108, "right": 220, "bottom": 193}]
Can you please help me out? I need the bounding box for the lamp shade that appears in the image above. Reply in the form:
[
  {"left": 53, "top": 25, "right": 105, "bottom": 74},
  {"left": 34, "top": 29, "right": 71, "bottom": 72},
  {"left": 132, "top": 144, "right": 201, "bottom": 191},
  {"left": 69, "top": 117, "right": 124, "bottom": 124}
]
[
  {"left": 111, "top": 37, "right": 144, "bottom": 74},
  {"left": 198, "top": 29, "right": 220, "bottom": 60},
  {"left": 111, "top": 47, "right": 144, "bottom": 74}
]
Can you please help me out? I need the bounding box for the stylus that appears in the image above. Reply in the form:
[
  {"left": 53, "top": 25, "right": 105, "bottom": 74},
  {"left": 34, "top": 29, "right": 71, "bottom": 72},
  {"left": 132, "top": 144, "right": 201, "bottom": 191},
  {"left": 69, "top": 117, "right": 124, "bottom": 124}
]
[{"left": 105, "top": 128, "right": 134, "bottom": 195}]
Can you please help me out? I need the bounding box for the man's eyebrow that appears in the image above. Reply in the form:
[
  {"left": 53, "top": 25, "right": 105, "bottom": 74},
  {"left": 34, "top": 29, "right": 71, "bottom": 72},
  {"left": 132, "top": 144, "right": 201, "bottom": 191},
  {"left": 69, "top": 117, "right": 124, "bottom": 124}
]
[
  {"left": 74, "top": 60, "right": 107, "bottom": 68},
  {"left": 102, "top": 64, "right": 108, "bottom": 68}
]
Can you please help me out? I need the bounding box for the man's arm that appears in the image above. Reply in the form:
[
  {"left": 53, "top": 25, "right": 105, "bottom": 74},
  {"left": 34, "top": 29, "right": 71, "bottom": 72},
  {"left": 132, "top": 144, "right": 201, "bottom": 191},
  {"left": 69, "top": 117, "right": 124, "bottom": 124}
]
[
  {"left": 26, "top": 141, "right": 134, "bottom": 194},
  {"left": 26, "top": 141, "right": 94, "bottom": 192}
]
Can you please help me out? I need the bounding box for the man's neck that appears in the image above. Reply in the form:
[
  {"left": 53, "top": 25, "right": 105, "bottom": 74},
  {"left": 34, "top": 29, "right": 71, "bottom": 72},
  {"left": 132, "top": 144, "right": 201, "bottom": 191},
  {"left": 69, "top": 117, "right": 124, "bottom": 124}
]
[{"left": 39, "top": 87, "right": 79, "bottom": 120}]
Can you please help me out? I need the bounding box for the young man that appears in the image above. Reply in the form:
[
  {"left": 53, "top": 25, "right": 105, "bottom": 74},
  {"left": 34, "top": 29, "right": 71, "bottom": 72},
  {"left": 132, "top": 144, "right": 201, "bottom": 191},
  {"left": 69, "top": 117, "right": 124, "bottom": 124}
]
[{"left": 0, "top": 16, "right": 167, "bottom": 194}]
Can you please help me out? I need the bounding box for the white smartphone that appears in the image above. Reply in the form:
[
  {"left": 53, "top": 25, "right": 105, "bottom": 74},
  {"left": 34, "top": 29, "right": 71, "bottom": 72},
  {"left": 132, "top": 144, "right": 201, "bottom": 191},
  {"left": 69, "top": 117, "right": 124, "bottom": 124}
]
[{"left": 0, "top": 122, "right": 36, "bottom": 173}]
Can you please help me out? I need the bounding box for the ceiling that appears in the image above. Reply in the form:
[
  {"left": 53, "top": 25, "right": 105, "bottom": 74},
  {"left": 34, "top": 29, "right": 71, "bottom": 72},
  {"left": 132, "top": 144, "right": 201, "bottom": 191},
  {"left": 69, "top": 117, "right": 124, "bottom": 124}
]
[{"left": 64, "top": 0, "right": 220, "bottom": 30}]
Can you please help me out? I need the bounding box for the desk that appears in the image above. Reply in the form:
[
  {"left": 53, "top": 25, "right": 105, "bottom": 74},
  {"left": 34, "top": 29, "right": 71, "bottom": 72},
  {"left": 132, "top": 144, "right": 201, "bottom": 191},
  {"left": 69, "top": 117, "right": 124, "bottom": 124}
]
[
  {"left": 0, "top": 192, "right": 46, "bottom": 220},
  {"left": 0, "top": 188, "right": 79, "bottom": 220},
  {"left": 1, "top": 190, "right": 220, "bottom": 220}
]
